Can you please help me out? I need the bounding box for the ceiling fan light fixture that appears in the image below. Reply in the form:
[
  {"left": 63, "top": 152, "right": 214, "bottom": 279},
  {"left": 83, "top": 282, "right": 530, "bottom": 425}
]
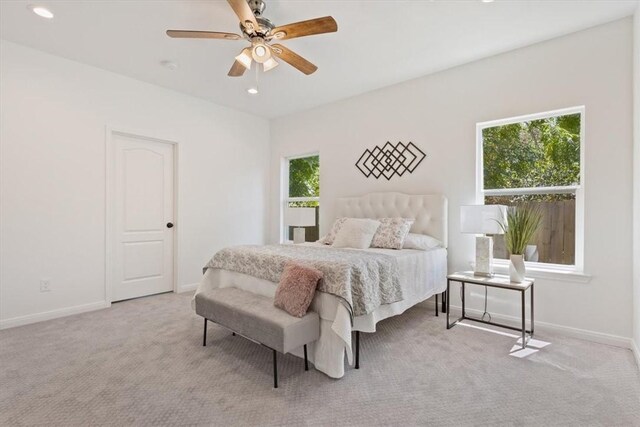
[
  {"left": 263, "top": 57, "right": 279, "bottom": 72},
  {"left": 235, "top": 49, "right": 253, "bottom": 70},
  {"left": 251, "top": 42, "right": 271, "bottom": 63},
  {"left": 255, "top": 45, "right": 267, "bottom": 57}
]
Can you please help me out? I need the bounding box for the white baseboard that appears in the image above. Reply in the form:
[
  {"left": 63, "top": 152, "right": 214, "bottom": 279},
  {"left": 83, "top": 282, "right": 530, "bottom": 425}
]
[
  {"left": 422, "top": 299, "right": 633, "bottom": 349},
  {"left": 0, "top": 300, "right": 111, "bottom": 330},
  {"left": 178, "top": 283, "right": 198, "bottom": 293},
  {"left": 0, "top": 285, "right": 197, "bottom": 330},
  {"left": 632, "top": 339, "right": 640, "bottom": 371}
]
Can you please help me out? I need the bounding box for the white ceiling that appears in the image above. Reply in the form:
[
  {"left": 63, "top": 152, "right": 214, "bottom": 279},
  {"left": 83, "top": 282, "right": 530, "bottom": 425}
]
[{"left": 1, "top": 0, "right": 638, "bottom": 118}]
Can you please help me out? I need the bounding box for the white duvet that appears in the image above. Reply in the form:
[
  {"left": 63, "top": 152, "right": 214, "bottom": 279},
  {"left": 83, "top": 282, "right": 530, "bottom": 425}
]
[{"left": 194, "top": 243, "right": 447, "bottom": 378}]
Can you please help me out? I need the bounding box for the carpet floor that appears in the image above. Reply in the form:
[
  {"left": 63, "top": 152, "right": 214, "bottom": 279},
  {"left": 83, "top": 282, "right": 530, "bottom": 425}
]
[{"left": 1, "top": 292, "right": 639, "bottom": 426}]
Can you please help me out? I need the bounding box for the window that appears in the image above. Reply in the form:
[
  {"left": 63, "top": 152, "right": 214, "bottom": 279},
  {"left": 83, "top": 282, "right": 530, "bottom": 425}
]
[
  {"left": 282, "top": 154, "right": 320, "bottom": 242},
  {"left": 477, "top": 107, "right": 584, "bottom": 269}
]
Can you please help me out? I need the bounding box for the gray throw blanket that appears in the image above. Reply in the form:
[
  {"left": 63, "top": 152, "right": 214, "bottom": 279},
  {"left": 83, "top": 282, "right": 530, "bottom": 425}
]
[{"left": 204, "top": 244, "right": 403, "bottom": 318}]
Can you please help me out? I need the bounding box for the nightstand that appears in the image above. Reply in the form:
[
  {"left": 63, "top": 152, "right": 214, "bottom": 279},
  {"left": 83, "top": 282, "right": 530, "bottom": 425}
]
[{"left": 446, "top": 271, "right": 534, "bottom": 349}]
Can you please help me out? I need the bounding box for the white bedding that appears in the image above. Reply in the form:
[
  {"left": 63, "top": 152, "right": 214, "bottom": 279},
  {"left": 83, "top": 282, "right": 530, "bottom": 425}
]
[{"left": 195, "top": 243, "right": 447, "bottom": 378}]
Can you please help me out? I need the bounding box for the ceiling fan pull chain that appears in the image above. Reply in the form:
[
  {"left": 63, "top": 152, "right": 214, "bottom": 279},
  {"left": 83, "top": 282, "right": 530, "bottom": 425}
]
[{"left": 255, "top": 62, "right": 260, "bottom": 91}]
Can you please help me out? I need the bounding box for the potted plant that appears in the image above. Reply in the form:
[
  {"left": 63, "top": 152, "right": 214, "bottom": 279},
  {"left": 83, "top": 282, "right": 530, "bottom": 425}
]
[{"left": 497, "top": 205, "right": 543, "bottom": 283}]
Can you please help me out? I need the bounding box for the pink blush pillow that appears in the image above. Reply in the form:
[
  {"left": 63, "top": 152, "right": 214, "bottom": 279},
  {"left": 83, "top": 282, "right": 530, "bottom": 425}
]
[{"left": 274, "top": 261, "right": 323, "bottom": 317}]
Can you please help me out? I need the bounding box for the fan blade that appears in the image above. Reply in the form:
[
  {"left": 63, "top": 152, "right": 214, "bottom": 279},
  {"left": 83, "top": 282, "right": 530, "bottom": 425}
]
[
  {"left": 271, "top": 16, "right": 337, "bottom": 41},
  {"left": 166, "top": 30, "right": 241, "bottom": 40},
  {"left": 270, "top": 44, "right": 317, "bottom": 75},
  {"left": 227, "top": 0, "right": 259, "bottom": 34},
  {"left": 228, "top": 60, "right": 247, "bottom": 77}
]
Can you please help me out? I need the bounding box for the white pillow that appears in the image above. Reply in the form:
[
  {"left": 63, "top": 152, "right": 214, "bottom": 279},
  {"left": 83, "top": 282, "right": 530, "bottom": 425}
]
[
  {"left": 318, "top": 217, "right": 348, "bottom": 245},
  {"left": 332, "top": 218, "right": 381, "bottom": 249},
  {"left": 402, "top": 233, "right": 443, "bottom": 251},
  {"left": 371, "top": 218, "right": 414, "bottom": 250}
]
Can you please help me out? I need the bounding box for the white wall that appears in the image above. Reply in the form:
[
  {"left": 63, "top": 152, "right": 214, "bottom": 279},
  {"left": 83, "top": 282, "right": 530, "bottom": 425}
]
[
  {"left": 0, "top": 40, "right": 270, "bottom": 327},
  {"left": 633, "top": 6, "right": 640, "bottom": 363},
  {"left": 270, "top": 19, "right": 634, "bottom": 344}
]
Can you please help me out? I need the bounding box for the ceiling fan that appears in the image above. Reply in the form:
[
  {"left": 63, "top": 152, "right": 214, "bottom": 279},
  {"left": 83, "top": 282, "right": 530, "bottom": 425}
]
[{"left": 166, "top": 0, "right": 338, "bottom": 77}]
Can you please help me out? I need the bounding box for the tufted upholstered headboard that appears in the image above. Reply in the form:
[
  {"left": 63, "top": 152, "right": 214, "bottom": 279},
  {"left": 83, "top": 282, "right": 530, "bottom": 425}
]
[{"left": 334, "top": 192, "right": 448, "bottom": 248}]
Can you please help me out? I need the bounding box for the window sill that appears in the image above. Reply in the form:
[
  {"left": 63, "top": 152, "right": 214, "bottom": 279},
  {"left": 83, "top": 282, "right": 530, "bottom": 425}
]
[{"left": 471, "top": 261, "right": 592, "bottom": 283}]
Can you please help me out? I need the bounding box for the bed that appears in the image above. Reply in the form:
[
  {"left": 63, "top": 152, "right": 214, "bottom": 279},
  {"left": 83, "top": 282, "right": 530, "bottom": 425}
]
[{"left": 194, "top": 192, "right": 448, "bottom": 378}]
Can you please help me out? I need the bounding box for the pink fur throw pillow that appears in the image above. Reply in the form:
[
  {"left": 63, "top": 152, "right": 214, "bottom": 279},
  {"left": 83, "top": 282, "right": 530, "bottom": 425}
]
[{"left": 274, "top": 261, "right": 323, "bottom": 317}]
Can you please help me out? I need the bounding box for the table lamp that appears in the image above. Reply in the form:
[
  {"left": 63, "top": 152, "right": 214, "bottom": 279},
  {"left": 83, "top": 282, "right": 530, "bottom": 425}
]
[
  {"left": 460, "top": 205, "right": 507, "bottom": 277},
  {"left": 285, "top": 207, "right": 316, "bottom": 244}
]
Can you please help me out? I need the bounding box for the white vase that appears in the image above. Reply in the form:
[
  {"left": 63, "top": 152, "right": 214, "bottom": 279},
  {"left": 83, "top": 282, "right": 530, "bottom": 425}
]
[{"left": 509, "top": 254, "right": 526, "bottom": 283}]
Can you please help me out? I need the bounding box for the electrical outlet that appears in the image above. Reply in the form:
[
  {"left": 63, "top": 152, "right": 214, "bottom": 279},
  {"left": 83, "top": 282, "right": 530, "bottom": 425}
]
[{"left": 40, "top": 279, "right": 51, "bottom": 292}]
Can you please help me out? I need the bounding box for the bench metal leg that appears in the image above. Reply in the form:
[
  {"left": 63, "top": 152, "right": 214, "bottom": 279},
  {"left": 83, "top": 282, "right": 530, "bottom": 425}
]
[
  {"left": 435, "top": 293, "right": 439, "bottom": 317},
  {"left": 273, "top": 349, "right": 278, "bottom": 389},
  {"left": 355, "top": 331, "right": 360, "bottom": 369},
  {"left": 304, "top": 344, "right": 309, "bottom": 371},
  {"left": 203, "top": 318, "right": 207, "bottom": 347}
]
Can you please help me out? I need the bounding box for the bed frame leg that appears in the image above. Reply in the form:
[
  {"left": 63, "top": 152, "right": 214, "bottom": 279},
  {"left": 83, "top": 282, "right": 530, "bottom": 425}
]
[
  {"left": 273, "top": 349, "right": 278, "bottom": 389},
  {"left": 442, "top": 291, "right": 447, "bottom": 314},
  {"left": 435, "top": 294, "right": 439, "bottom": 317},
  {"left": 304, "top": 344, "right": 309, "bottom": 371},
  {"left": 355, "top": 331, "right": 360, "bottom": 369},
  {"left": 203, "top": 318, "right": 207, "bottom": 347}
]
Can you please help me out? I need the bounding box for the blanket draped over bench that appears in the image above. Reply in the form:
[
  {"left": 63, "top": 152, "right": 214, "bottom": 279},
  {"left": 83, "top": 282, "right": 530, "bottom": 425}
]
[{"left": 204, "top": 244, "right": 403, "bottom": 318}]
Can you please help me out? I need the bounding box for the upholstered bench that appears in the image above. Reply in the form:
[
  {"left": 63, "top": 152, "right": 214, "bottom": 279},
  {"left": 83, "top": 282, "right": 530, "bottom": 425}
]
[{"left": 195, "top": 287, "right": 320, "bottom": 388}]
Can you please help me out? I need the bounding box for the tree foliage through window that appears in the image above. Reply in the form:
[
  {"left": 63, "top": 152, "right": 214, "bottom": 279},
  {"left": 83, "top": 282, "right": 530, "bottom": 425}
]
[
  {"left": 482, "top": 112, "right": 581, "bottom": 265},
  {"left": 288, "top": 155, "right": 319, "bottom": 207},
  {"left": 483, "top": 114, "right": 580, "bottom": 193}
]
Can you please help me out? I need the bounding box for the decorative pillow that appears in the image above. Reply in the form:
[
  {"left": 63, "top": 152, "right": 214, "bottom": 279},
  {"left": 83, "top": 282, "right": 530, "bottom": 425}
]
[
  {"left": 274, "top": 261, "right": 323, "bottom": 318},
  {"left": 371, "top": 218, "right": 414, "bottom": 249},
  {"left": 402, "top": 233, "right": 443, "bottom": 251},
  {"left": 332, "top": 218, "right": 381, "bottom": 249},
  {"left": 319, "top": 217, "right": 348, "bottom": 245}
]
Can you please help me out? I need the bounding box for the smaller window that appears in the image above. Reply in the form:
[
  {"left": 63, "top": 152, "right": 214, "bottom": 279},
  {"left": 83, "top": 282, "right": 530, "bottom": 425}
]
[
  {"left": 478, "top": 108, "right": 584, "bottom": 268},
  {"left": 283, "top": 154, "right": 320, "bottom": 242}
]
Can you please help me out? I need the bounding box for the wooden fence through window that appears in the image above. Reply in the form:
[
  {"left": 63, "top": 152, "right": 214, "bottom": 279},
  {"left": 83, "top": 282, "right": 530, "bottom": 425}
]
[{"left": 493, "top": 199, "right": 576, "bottom": 265}]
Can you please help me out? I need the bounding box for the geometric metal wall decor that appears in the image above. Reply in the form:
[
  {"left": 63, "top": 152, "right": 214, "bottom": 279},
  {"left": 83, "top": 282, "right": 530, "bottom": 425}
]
[{"left": 355, "top": 141, "right": 427, "bottom": 181}]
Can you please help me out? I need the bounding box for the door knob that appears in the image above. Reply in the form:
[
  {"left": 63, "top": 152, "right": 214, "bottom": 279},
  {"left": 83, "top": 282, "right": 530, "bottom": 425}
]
[{"left": 167, "top": 222, "right": 174, "bottom": 228}]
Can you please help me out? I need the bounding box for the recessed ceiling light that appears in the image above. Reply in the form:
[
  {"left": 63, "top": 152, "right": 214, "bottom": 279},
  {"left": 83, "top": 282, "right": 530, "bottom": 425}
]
[
  {"left": 247, "top": 87, "right": 259, "bottom": 95},
  {"left": 28, "top": 5, "right": 54, "bottom": 19},
  {"left": 160, "top": 60, "right": 179, "bottom": 70},
  {"left": 481, "top": 0, "right": 495, "bottom": 3}
]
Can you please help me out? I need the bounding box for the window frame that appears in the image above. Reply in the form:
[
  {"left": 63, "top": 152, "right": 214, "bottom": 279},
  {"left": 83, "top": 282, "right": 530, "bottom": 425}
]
[
  {"left": 475, "top": 106, "right": 586, "bottom": 275},
  {"left": 281, "top": 152, "right": 320, "bottom": 243}
]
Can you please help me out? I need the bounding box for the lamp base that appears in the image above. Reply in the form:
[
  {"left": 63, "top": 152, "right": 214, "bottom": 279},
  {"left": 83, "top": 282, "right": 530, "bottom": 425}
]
[
  {"left": 293, "top": 228, "right": 306, "bottom": 244},
  {"left": 474, "top": 235, "right": 494, "bottom": 276}
]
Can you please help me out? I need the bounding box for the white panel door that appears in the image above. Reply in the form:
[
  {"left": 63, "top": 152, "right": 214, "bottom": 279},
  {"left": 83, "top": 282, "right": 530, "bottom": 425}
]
[{"left": 113, "top": 134, "right": 174, "bottom": 301}]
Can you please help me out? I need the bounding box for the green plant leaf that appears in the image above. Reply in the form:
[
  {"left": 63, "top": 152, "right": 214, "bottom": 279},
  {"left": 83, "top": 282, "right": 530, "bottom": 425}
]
[{"left": 498, "top": 204, "right": 543, "bottom": 255}]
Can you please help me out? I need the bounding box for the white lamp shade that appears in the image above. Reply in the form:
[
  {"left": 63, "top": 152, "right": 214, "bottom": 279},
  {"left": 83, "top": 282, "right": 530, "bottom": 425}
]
[
  {"left": 460, "top": 205, "right": 507, "bottom": 235},
  {"left": 285, "top": 207, "right": 316, "bottom": 227}
]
